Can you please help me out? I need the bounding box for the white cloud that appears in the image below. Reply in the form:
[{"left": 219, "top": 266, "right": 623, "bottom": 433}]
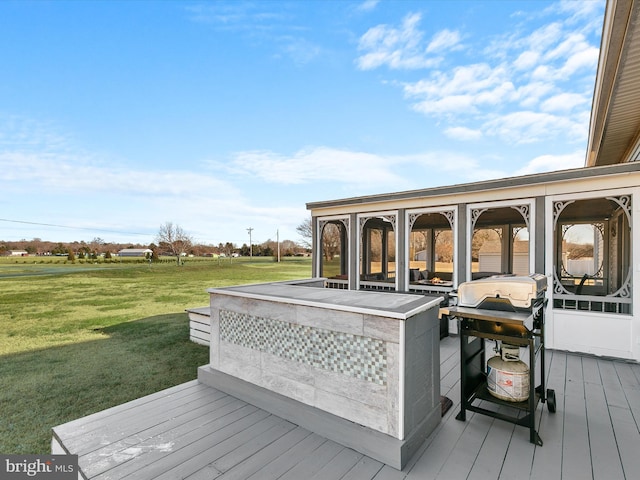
[
  {"left": 426, "top": 29, "right": 462, "bottom": 53},
  {"left": 515, "top": 150, "right": 585, "bottom": 175},
  {"left": 357, "top": 0, "right": 380, "bottom": 12},
  {"left": 412, "top": 94, "right": 476, "bottom": 115},
  {"left": 513, "top": 50, "right": 540, "bottom": 70},
  {"left": 185, "top": 4, "right": 322, "bottom": 66},
  {"left": 216, "top": 146, "right": 515, "bottom": 194},
  {"left": 278, "top": 36, "right": 323, "bottom": 65},
  {"left": 540, "top": 92, "right": 588, "bottom": 112},
  {"left": 484, "top": 110, "right": 586, "bottom": 144},
  {"left": 444, "top": 126, "right": 483, "bottom": 141},
  {"left": 405, "top": 150, "right": 506, "bottom": 181},
  {"left": 356, "top": 13, "right": 460, "bottom": 70},
  {"left": 513, "top": 81, "right": 556, "bottom": 107},
  {"left": 0, "top": 116, "right": 241, "bottom": 200},
  {"left": 223, "top": 146, "right": 410, "bottom": 189},
  {"left": 527, "top": 22, "right": 564, "bottom": 52},
  {"left": 555, "top": 0, "right": 604, "bottom": 23},
  {"left": 558, "top": 43, "right": 600, "bottom": 76},
  {"left": 389, "top": 2, "right": 603, "bottom": 146},
  {"left": 404, "top": 64, "right": 507, "bottom": 97},
  {"left": 405, "top": 63, "right": 516, "bottom": 115},
  {"left": 0, "top": 150, "right": 239, "bottom": 199}
]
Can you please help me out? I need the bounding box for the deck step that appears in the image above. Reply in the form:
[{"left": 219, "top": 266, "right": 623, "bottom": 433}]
[{"left": 186, "top": 307, "right": 211, "bottom": 346}]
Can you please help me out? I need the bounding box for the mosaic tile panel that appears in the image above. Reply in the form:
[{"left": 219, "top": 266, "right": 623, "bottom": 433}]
[{"left": 219, "top": 309, "right": 387, "bottom": 385}]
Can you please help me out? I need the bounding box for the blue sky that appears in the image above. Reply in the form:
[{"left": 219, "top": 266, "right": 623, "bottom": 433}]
[{"left": 0, "top": 0, "right": 605, "bottom": 247}]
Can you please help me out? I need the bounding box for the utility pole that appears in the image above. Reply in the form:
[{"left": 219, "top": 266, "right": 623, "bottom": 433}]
[
  {"left": 247, "top": 227, "right": 253, "bottom": 258},
  {"left": 277, "top": 229, "right": 280, "bottom": 263}
]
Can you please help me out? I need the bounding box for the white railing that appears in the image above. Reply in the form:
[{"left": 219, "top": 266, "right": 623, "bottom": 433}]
[
  {"left": 359, "top": 281, "right": 396, "bottom": 291},
  {"left": 408, "top": 284, "right": 453, "bottom": 295},
  {"left": 553, "top": 294, "right": 632, "bottom": 314},
  {"left": 325, "top": 278, "right": 349, "bottom": 289}
]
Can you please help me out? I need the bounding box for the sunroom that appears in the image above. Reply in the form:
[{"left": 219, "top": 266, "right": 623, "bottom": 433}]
[{"left": 308, "top": 162, "right": 640, "bottom": 361}]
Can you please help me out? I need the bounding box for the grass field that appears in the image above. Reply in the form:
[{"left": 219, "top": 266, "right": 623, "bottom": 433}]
[{"left": 0, "top": 256, "right": 312, "bottom": 453}]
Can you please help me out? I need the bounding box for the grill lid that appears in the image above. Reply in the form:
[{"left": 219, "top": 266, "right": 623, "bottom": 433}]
[{"left": 457, "top": 274, "right": 547, "bottom": 310}]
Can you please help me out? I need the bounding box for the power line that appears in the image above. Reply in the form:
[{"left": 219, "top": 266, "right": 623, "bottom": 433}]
[{"left": 0, "top": 218, "right": 152, "bottom": 238}]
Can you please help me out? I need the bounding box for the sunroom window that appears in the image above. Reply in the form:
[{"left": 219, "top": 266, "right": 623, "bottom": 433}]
[
  {"left": 360, "top": 216, "right": 396, "bottom": 288},
  {"left": 469, "top": 205, "right": 531, "bottom": 280},
  {"left": 319, "top": 219, "right": 348, "bottom": 284},
  {"left": 408, "top": 211, "right": 455, "bottom": 287},
  {"left": 553, "top": 196, "right": 631, "bottom": 314}
]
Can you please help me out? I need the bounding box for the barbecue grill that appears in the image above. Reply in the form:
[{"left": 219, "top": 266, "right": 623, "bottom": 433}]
[
  {"left": 458, "top": 273, "right": 547, "bottom": 310},
  {"left": 442, "top": 273, "right": 556, "bottom": 446},
  {"left": 455, "top": 273, "right": 547, "bottom": 330}
]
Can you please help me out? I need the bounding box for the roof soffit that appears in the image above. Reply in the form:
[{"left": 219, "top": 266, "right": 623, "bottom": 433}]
[{"left": 588, "top": 0, "right": 640, "bottom": 166}]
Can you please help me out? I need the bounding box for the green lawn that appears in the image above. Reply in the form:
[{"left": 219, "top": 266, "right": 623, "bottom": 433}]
[{"left": 0, "top": 257, "right": 312, "bottom": 453}]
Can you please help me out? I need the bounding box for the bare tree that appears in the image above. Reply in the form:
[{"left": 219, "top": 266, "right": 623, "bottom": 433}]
[
  {"left": 156, "top": 222, "right": 193, "bottom": 265},
  {"left": 90, "top": 237, "right": 106, "bottom": 256},
  {"left": 322, "top": 223, "right": 343, "bottom": 261},
  {"left": 296, "top": 217, "right": 312, "bottom": 249}
]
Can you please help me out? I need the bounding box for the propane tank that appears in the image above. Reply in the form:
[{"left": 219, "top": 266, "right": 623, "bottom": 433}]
[{"left": 487, "top": 344, "right": 529, "bottom": 402}]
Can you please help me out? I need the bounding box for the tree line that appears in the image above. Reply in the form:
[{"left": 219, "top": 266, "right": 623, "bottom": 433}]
[
  {"left": 1, "top": 223, "right": 310, "bottom": 259},
  {"left": 0, "top": 237, "right": 309, "bottom": 258}
]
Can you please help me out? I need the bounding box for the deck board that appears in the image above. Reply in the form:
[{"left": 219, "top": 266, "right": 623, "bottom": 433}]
[
  {"left": 277, "top": 440, "right": 345, "bottom": 480},
  {"left": 309, "top": 448, "right": 365, "bottom": 480},
  {"left": 243, "top": 434, "right": 329, "bottom": 480},
  {"left": 91, "top": 404, "right": 263, "bottom": 479},
  {"left": 584, "top": 382, "right": 625, "bottom": 480},
  {"left": 498, "top": 423, "right": 536, "bottom": 480},
  {"left": 437, "top": 411, "right": 493, "bottom": 480},
  {"left": 529, "top": 394, "right": 563, "bottom": 480},
  {"left": 152, "top": 416, "right": 294, "bottom": 480},
  {"left": 54, "top": 381, "right": 203, "bottom": 440},
  {"left": 609, "top": 404, "right": 640, "bottom": 479},
  {"left": 53, "top": 335, "right": 640, "bottom": 480},
  {"left": 205, "top": 419, "right": 296, "bottom": 476},
  {"left": 81, "top": 395, "right": 244, "bottom": 475},
  {"left": 467, "top": 410, "right": 514, "bottom": 480},
  {"left": 67, "top": 387, "right": 229, "bottom": 455},
  {"left": 202, "top": 426, "right": 311, "bottom": 480},
  {"left": 131, "top": 410, "right": 276, "bottom": 480},
  {"left": 562, "top": 388, "right": 592, "bottom": 479},
  {"left": 341, "top": 457, "right": 385, "bottom": 480}
]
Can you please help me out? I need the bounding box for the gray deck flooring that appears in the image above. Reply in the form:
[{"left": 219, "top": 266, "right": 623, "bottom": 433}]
[{"left": 53, "top": 337, "right": 640, "bottom": 479}]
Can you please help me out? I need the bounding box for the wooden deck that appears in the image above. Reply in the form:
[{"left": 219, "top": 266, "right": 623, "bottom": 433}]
[{"left": 53, "top": 336, "right": 640, "bottom": 479}]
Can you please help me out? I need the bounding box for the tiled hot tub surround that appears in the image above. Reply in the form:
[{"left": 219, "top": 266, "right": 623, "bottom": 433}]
[{"left": 220, "top": 309, "right": 388, "bottom": 385}]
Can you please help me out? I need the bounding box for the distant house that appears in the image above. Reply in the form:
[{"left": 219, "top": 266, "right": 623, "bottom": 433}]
[
  {"left": 7, "top": 250, "right": 28, "bottom": 257},
  {"left": 118, "top": 248, "right": 152, "bottom": 257},
  {"left": 478, "top": 240, "right": 530, "bottom": 275}
]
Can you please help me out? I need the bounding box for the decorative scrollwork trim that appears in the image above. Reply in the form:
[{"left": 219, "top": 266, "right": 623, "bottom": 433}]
[
  {"left": 553, "top": 200, "right": 575, "bottom": 229},
  {"left": 319, "top": 217, "right": 350, "bottom": 239},
  {"left": 510, "top": 205, "right": 530, "bottom": 228},
  {"left": 610, "top": 268, "right": 632, "bottom": 298},
  {"left": 408, "top": 210, "right": 455, "bottom": 230},
  {"left": 408, "top": 213, "right": 421, "bottom": 230},
  {"left": 553, "top": 270, "right": 571, "bottom": 295},
  {"left": 470, "top": 208, "right": 487, "bottom": 230},
  {"left": 606, "top": 195, "right": 632, "bottom": 226},
  {"left": 359, "top": 213, "right": 397, "bottom": 240},
  {"left": 442, "top": 210, "right": 455, "bottom": 229}
]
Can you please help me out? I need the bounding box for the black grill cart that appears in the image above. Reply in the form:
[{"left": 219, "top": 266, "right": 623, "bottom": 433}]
[
  {"left": 443, "top": 306, "right": 556, "bottom": 446},
  {"left": 442, "top": 274, "right": 556, "bottom": 446}
]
